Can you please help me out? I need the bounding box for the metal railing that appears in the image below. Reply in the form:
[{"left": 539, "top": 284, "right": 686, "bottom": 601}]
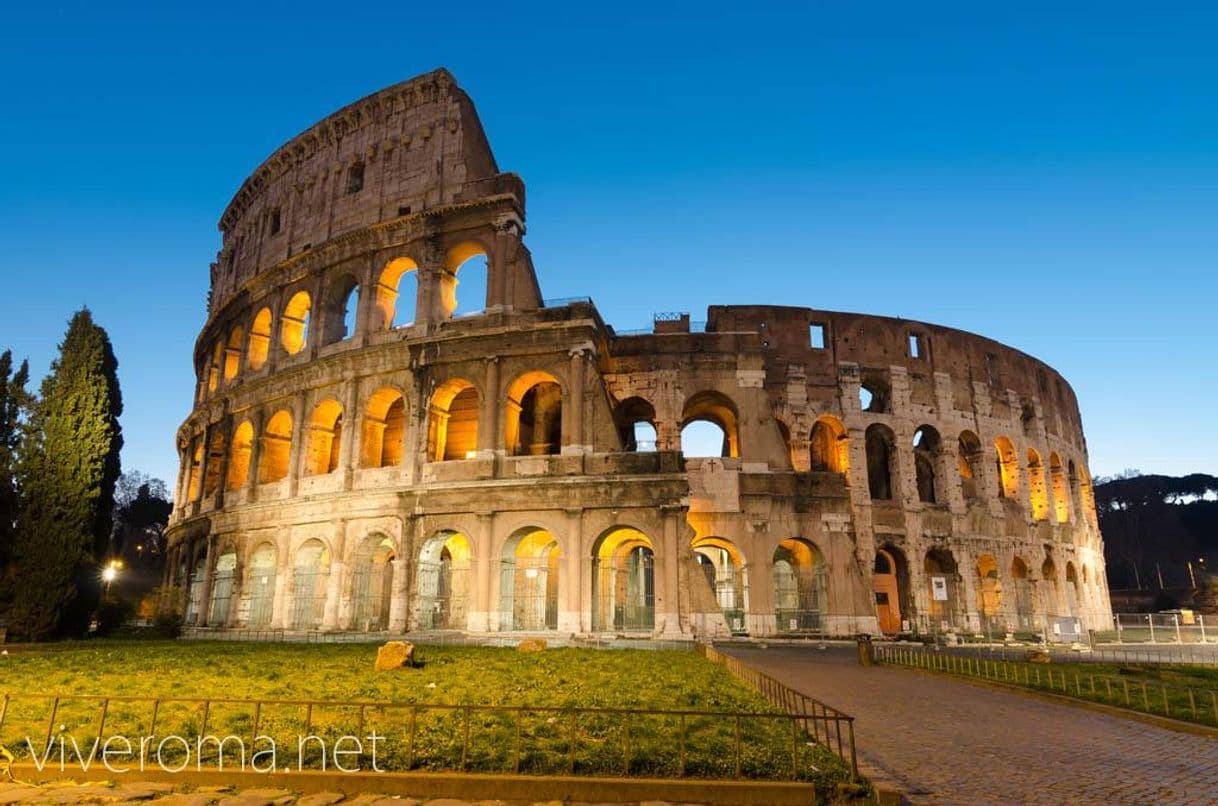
[
  {"left": 874, "top": 644, "right": 1218, "bottom": 726},
  {"left": 699, "top": 644, "right": 857, "bottom": 780},
  {"left": 1103, "top": 612, "right": 1216, "bottom": 645},
  {"left": 541, "top": 296, "right": 593, "bottom": 308},
  {"left": 0, "top": 690, "right": 844, "bottom": 782}
]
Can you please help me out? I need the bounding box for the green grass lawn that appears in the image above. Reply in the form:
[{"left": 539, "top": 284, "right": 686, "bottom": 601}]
[
  {"left": 885, "top": 648, "right": 1218, "bottom": 727},
  {"left": 0, "top": 642, "right": 855, "bottom": 790}
]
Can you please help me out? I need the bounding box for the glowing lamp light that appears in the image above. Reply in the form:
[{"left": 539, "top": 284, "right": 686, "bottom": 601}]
[
  {"left": 465, "top": 450, "right": 478, "bottom": 459},
  {"left": 102, "top": 566, "right": 118, "bottom": 583}
]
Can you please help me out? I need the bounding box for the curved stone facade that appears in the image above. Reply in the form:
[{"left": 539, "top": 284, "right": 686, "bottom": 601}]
[{"left": 166, "top": 69, "right": 1112, "bottom": 639}]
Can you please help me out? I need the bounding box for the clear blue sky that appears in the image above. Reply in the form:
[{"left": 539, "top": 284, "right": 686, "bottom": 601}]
[{"left": 1, "top": 1, "right": 1215, "bottom": 488}]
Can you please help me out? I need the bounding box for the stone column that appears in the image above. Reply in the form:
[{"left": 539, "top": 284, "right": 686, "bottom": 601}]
[
  {"left": 559, "top": 508, "right": 583, "bottom": 632},
  {"left": 478, "top": 356, "right": 500, "bottom": 456},
  {"left": 471, "top": 513, "right": 496, "bottom": 631},
  {"left": 388, "top": 555, "right": 409, "bottom": 633},
  {"left": 340, "top": 379, "right": 358, "bottom": 490},
  {"left": 658, "top": 508, "right": 682, "bottom": 636},
  {"left": 565, "top": 348, "right": 587, "bottom": 453},
  {"left": 287, "top": 394, "right": 305, "bottom": 498},
  {"left": 322, "top": 559, "right": 344, "bottom": 631},
  {"left": 245, "top": 408, "right": 265, "bottom": 502},
  {"left": 195, "top": 423, "right": 213, "bottom": 506},
  {"left": 214, "top": 417, "right": 232, "bottom": 510}
]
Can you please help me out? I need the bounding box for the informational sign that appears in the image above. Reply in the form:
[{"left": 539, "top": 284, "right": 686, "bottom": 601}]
[{"left": 931, "top": 575, "right": 948, "bottom": 601}]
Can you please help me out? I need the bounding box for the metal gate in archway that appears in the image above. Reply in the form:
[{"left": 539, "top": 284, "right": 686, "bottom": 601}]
[
  {"left": 593, "top": 547, "right": 655, "bottom": 632},
  {"left": 416, "top": 559, "right": 469, "bottom": 630},
  {"left": 349, "top": 560, "right": 392, "bottom": 631},
  {"left": 501, "top": 557, "right": 558, "bottom": 631}
]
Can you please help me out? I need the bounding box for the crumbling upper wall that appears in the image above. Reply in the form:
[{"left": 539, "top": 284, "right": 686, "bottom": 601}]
[{"left": 208, "top": 69, "right": 514, "bottom": 314}]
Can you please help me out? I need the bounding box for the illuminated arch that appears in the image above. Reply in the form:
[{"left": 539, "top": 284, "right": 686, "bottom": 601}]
[
  {"left": 360, "top": 387, "right": 407, "bottom": 468},
  {"left": 347, "top": 534, "right": 397, "bottom": 631},
  {"left": 505, "top": 371, "right": 562, "bottom": 457},
  {"left": 592, "top": 527, "right": 655, "bottom": 632},
  {"left": 208, "top": 549, "right": 238, "bottom": 626},
  {"left": 224, "top": 326, "right": 244, "bottom": 382},
  {"left": 206, "top": 341, "right": 223, "bottom": 394},
  {"left": 280, "top": 291, "right": 311, "bottom": 355},
  {"left": 1011, "top": 556, "right": 1033, "bottom": 628},
  {"left": 994, "top": 436, "right": 1019, "bottom": 499},
  {"left": 924, "top": 547, "right": 961, "bottom": 627},
  {"left": 499, "top": 527, "right": 560, "bottom": 631},
  {"left": 873, "top": 546, "right": 910, "bottom": 635},
  {"left": 1027, "top": 449, "right": 1049, "bottom": 521},
  {"left": 810, "top": 415, "right": 848, "bottom": 475},
  {"left": 247, "top": 307, "right": 272, "bottom": 370},
  {"left": 226, "top": 420, "right": 254, "bottom": 490},
  {"left": 291, "top": 539, "right": 330, "bottom": 630},
  {"left": 957, "top": 430, "right": 982, "bottom": 501},
  {"left": 427, "top": 378, "right": 479, "bottom": 461},
  {"left": 415, "top": 530, "right": 472, "bottom": 630},
  {"left": 303, "top": 399, "right": 343, "bottom": 476},
  {"left": 773, "top": 538, "right": 827, "bottom": 633},
  {"left": 680, "top": 391, "right": 739, "bottom": 458},
  {"left": 320, "top": 273, "right": 360, "bottom": 345},
  {"left": 258, "top": 409, "right": 293, "bottom": 483},
  {"left": 445, "top": 241, "right": 489, "bottom": 318},
  {"left": 975, "top": 553, "right": 1002, "bottom": 622},
  {"left": 202, "top": 428, "right": 226, "bottom": 498},
  {"left": 692, "top": 536, "right": 749, "bottom": 634},
  {"left": 374, "top": 257, "right": 419, "bottom": 329},
  {"left": 1049, "top": 452, "right": 1070, "bottom": 523},
  {"left": 615, "top": 396, "right": 657, "bottom": 452}
]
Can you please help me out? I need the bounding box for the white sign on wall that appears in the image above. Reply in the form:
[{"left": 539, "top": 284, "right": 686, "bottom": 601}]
[{"left": 931, "top": 575, "right": 948, "bottom": 601}]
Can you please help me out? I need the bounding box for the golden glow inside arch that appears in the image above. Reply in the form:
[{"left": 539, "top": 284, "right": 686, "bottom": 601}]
[
  {"left": 361, "top": 387, "right": 407, "bottom": 468},
  {"left": 281, "top": 291, "right": 311, "bottom": 355},
  {"left": 428, "top": 378, "right": 479, "bottom": 461},
  {"left": 375, "top": 257, "right": 419, "bottom": 329},
  {"left": 1049, "top": 452, "right": 1070, "bottom": 523},
  {"left": 1027, "top": 448, "right": 1049, "bottom": 521},
  {"left": 304, "top": 399, "right": 343, "bottom": 476},
  {"left": 810, "top": 415, "right": 849, "bottom": 475},
  {"left": 994, "top": 436, "right": 1019, "bottom": 499},
  {"left": 258, "top": 409, "right": 293, "bottom": 483},
  {"left": 247, "top": 307, "right": 272, "bottom": 370},
  {"left": 505, "top": 370, "right": 563, "bottom": 456},
  {"left": 226, "top": 420, "right": 254, "bottom": 490}
]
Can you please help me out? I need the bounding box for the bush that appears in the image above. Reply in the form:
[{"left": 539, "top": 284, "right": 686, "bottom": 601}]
[{"left": 94, "top": 599, "right": 135, "bottom": 636}]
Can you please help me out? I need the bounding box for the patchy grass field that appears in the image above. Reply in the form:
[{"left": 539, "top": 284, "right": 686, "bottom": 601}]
[{"left": 0, "top": 642, "right": 855, "bottom": 790}]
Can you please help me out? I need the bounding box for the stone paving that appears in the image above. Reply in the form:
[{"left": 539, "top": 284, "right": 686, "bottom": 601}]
[{"left": 726, "top": 644, "right": 1218, "bottom": 804}]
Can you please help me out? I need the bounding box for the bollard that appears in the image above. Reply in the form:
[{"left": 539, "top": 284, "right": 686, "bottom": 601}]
[{"left": 856, "top": 633, "right": 876, "bottom": 666}]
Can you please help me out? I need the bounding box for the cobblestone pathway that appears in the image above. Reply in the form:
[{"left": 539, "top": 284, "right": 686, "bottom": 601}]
[{"left": 726, "top": 644, "right": 1218, "bottom": 805}]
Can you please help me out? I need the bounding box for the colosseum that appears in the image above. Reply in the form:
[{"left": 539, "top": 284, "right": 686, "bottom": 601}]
[{"left": 165, "top": 69, "right": 1112, "bottom": 642}]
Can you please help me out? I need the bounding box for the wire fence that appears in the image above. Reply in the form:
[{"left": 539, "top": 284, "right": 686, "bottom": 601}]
[
  {"left": 0, "top": 689, "right": 849, "bottom": 784},
  {"left": 874, "top": 644, "right": 1218, "bottom": 727},
  {"left": 699, "top": 644, "right": 857, "bottom": 780},
  {"left": 1100, "top": 612, "right": 1216, "bottom": 645}
]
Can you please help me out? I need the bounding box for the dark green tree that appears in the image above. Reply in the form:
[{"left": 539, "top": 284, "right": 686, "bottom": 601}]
[
  {"left": 0, "top": 350, "right": 31, "bottom": 569},
  {"left": 8, "top": 310, "right": 123, "bottom": 640}
]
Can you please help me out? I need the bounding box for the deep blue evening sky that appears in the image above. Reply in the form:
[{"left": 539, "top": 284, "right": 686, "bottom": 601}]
[{"left": 1, "top": 2, "right": 1215, "bottom": 488}]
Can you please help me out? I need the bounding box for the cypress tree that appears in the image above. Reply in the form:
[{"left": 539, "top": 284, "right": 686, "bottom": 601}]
[
  {"left": 0, "top": 350, "right": 31, "bottom": 568},
  {"left": 9, "top": 310, "right": 123, "bottom": 640}
]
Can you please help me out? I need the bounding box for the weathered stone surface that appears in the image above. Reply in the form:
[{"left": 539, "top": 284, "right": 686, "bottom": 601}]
[
  {"left": 374, "top": 641, "right": 414, "bottom": 671},
  {"left": 515, "top": 638, "right": 547, "bottom": 653},
  {"left": 294, "top": 793, "right": 345, "bottom": 806},
  {"left": 164, "top": 70, "right": 1113, "bottom": 645}
]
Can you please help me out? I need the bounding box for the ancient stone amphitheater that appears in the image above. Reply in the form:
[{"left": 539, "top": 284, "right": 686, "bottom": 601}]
[{"left": 166, "top": 69, "right": 1111, "bottom": 641}]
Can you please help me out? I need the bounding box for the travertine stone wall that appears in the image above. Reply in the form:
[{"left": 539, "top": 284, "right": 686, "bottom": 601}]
[{"left": 166, "top": 71, "right": 1111, "bottom": 640}]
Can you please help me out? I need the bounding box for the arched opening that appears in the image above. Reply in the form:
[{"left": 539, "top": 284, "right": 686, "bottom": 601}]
[
  {"left": 865, "top": 424, "right": 898, "bottom": 501},
  {"left": 303, "top": 399, "right": 343, "bottom": 476},
  {"left": 859, "top": 374, "right": 890, "bottom": 413},
  {"left": 957, "top": 431, "right": 982, "bottom": 501},
  {"left": 924, "top": 548, "right": 961, "bottom": 629},
  {"left": 207, "top": 341, "right": 224, "bottom": 395},
  {"left": 185, "top": 437, "right": 203, "bottom": 501},
  {"left": 810, "top": 416, "right": 848, "bottom": 475},
  {"left": 912, "top": 425, "right": 942, "bottom": 504},
  {"left": 320, "top": 274, "right": 360, "bottom": 345},
  {"left": 592, "top": 528, "right": 656, "bottom": 632},
  {"left": 614, "top": 396, "right": 658, "bottom": 452},
  {"left": 680, "top": 391, "right": 739, "bottom": 458},
  {"left": 247, "top": 307, "right": 272, "bottom": 371},
  {"left": 415, "top": 531, "right": 471, "bottom": 630},
  {"left": 208, "top": 550, "right": 238, "bottom": 626},
  {"left": 360, "top": 388, "right": 407, "bottom": 468},
  {"left": 693, "top": 537, "right": 749, "bottom": 635},
  {"left": 975, "top": 554, "right": 1003, "bottom": 628},
  {"left": 1067, "top": 459, "right": 1081, "bottom": 511},
  {"left": 1049, "top": 452, "right": 1070, "bottom": 523},
  {"left": 873, "top": 546, "right": 910, "bottom": 635},
  {"left": 500, "top": 527, "right": 560, "bottom": 631},
  {"left": 1027, "top": 449, "right": 1049, "bottom": 521},
  {"left": 1079, "top": 466, "right": 1097, "bottom": 527},
  {"left": 506, "top": 371, "right": 562, "bottom": 456},
  {"left": 203, "top": 429, "right": 226, "bottom": 498},
  {"left": 446, "top": 242, "right": 489, "bottom": 318},
  {"left": 427, "top": 379, "right": 479, "bottom": 461},
  {"left": 374, "top": 257, "right": 418, "bottom": 329},
  {"left": 348, "top": 535, "right": 396, "bottom": 631},
  {"left": 226, "top": 420, "right": 254, "bottom": 490},
  {"left": 773, "top": 538, "right": 827, "bottom": 633},
  {"left": 280, "top": 291, "right": 312, "bottom": 355},
  {"left": 224, "top": 327, "right": 244, "bottom": 382},
  {"left": 258, "top": 410, "right": 293, "bottom": 483},
  {"left": 1011, "top": 557, "right": 1033, "bottom": 629},
  {"left": 994, "top": 436, "right": 1019, "bottom": 499},
  {"left": 246, "top": 543, "right": 277, "bottom": 627},
  {"left": 291, "top": 539, "right": 330, "bottom": 630}
]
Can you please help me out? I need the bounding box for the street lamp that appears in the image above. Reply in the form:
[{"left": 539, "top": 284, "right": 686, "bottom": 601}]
[{"left": 101, "top": 559, "right": 122, "bottom": 598}]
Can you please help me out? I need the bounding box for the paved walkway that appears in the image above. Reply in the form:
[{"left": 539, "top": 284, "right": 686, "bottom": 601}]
[{"left": 726, "top": 645, "right": 1218, "bottom": 804}]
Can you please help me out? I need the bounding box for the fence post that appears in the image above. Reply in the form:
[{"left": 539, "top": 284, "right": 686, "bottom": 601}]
[
  {"left": 1148, "top": 614, "right": 1155, "bottom": 644},
  {"left": 1116, "top": 614, "right": 1122, "bottom": 644},
  {"left": 1174, "top": 614, "right": 1181, "bottom": 644},
  {"left": 1201, "top": 614, "right": 1207, "bottom": 644}
]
